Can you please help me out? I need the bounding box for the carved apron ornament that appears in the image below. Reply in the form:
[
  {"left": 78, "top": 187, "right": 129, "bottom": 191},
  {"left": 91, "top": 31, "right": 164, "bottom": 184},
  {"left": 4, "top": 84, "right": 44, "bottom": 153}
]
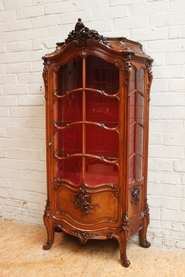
[{"left": 70, "top": 229, "right": 98, "bottom": 244}]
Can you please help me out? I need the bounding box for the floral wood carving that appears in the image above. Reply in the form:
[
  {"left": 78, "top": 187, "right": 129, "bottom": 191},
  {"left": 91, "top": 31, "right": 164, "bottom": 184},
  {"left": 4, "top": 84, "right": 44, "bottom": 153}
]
[
  {"left": 122, "top": 212, "right": 130, "bottom": 231},
  {"left": 65, "top": 18, "right": 112, "bottom": 48},
  {"left": 144, "top": 199, "right": 150, "bottom": 216},
  {"left": 131, "top": 186, "right": 141, "bottom": 205},
  {"left": 70, "top": 229, "right": 98, "bottom": 244},
  {"left": 124, "top": 55, "right": 132, "bottom": 87},
  {"left": 74, "top": 185, "right": 98, "bottom": 216}
]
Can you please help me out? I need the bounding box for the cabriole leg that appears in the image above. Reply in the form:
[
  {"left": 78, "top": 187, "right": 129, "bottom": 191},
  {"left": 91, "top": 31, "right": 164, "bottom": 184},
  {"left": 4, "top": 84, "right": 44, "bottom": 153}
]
[
  {"left": 119, "top": 231, "right": 130, "bottom": 267},
  {"left": 139, "top": 200, "right": 151, "bottom": 248},
  {"left": 43, "top": 201, "right": 55, "bottom": 250}
]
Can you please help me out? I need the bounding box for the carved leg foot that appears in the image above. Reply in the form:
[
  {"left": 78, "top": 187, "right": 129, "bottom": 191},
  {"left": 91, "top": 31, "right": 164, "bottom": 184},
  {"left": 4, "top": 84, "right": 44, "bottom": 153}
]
[
  {"left": 118, "top": 231, "right": 130, "bottom": 267},
  {"left": 43, "top": 240, "right": 53, "bottom": 250},
  {"left": 140, "top": 238, "right": 151, "bottom": 248},
  {"left": 121, "top": 254, "right": 130, "bottom": 268},
  {"left": 43, "top": 222, "right": 55, "bottom": 250}
]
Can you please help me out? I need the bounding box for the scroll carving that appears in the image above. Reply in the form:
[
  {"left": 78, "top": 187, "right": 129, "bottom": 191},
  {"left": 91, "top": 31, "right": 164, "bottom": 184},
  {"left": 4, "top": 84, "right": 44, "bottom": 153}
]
[
  {"left": 44, "top": 199, "right": 50, "bottom": 217},
  {"left": 42, "top": 60, "right": 48, "bottom": 98},
  {"left": 51, "top": 63, "right": 60, "bottom": 72},
  {"left": 131, "top": 186, "right": 141, "bottom": 205},
  {"left": 147, "top": 62, "right": 153, "bottom": 101},
  {"left": 65, "top": 18, "right": 112, "bottom": 48},
  {"left": 118, "top": 38, "right": 128, "bottom": 50},
  {"left": 53, "top": 177, "right": 62, "bottom": 191},
  {"left": 110, "top": 183, "right": 120, "bottom": 199}
]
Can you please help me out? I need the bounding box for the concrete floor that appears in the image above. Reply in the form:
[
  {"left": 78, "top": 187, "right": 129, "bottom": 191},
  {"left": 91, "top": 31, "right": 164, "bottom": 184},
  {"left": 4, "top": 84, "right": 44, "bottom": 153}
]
[{"left": 0, "top": 219, "right": 185, "bottom": 277}]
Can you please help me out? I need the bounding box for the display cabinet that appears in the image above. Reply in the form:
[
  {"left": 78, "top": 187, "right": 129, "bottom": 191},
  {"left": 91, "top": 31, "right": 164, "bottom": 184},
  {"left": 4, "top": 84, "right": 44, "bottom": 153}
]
[{"left": 42, "top": 19, "right": 153, "bottom": 267}]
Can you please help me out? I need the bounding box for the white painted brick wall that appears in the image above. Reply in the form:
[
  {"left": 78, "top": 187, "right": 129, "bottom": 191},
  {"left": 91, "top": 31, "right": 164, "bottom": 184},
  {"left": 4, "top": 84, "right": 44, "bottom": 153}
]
[{"left": 0, "top": 0, "right": 185, "bottom": 249}]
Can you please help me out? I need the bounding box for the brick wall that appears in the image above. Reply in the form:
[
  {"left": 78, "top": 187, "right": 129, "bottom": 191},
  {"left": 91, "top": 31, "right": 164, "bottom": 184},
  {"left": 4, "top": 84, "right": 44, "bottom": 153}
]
[{"left": 0, "top": 0, "right": 185, "bottom": 249}]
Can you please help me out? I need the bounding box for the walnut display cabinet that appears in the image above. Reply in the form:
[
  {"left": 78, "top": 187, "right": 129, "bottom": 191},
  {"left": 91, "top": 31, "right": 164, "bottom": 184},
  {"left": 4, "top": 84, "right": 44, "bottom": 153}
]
[{"left": 42, "top": 19, "right": 153, "bottom": 267}]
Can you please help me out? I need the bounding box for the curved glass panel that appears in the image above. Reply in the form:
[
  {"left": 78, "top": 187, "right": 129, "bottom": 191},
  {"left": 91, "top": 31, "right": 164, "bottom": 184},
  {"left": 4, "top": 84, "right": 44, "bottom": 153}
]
[
  {"left": 137, "top": 124, "right": 143, "bottom": 155},
  {"left": 86, "top": 124, "right": 119, "bottom": 158},
  {"left": 86, "top": 56, "right": 119, "bottom": 95},
  {"left": 130, "top": 91, "right": 136, "bottom": 124},
  {"left": 86, "top": 91, "right": 119, "bottom": 124},
  {"left": 55, "top": 91, "right": 82, "bottom": 124},
  {"left": 137, "top": 93, "right": 144, "bottom": 125},
  {"left": 55, "top": 124, "right": 82, "bottom": 156},
  {"left": 136, "top": 154, "right": 142, "bottom": 182},
  {"left": 56, "top": 157, "right": 82, "bottom": 184},
  {"left": 138, "top": 68, "right": 144, "bottom": 93},
  {"left": 129, "top": 66, "right": 136, "bottom": 92},
  {"left": 54, "top": 56, "right": 82, "bottom": 95},
  {"left": 85, "top": 157, "right": 118, "bottom": 186},
  {"left": 129, "top": 156, "right": 135, "bottom": 184},
  {"left": 129, "top": 123, "right": 135, "bottom": 156}
]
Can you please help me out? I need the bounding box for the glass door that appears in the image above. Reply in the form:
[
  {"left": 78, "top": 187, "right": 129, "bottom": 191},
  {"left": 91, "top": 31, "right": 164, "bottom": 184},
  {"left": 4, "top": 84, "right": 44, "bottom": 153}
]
[
  {"left": 85, "top": 56, "right": 120, "bottom": 186},
  {"left": 53, "top": 56, "right": 83, "bottom": 184},
  {"left": 53, "top": 55, "right": 120, "bottom": 187}
]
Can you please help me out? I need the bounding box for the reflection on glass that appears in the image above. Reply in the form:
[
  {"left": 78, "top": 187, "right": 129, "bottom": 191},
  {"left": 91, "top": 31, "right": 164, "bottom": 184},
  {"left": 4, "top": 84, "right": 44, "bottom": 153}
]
[
  {"left": 136, "top": 155, "right": 142, "bottom": 182},
  {"left": 55, "top": 92, "right": 82, "bottom": 124},
  {"left": 129, "top": 124, "right": 135, "bottom": 156},
  {"left": 138, "top": 68, "right": 144, "bottom": 93},
  {"left": 54, "top": 57, "right": 82, "bottom": 95},
  {"left": 130, "top": 92, "right": 136, "bottom": 124},
  {"left": 86, "top": 91, "right": 119, "bottom": 124},
  {"left": 86, "top": 56, "right": 119, "bottom": 95},
  {"left": 130, "top": 66, "right": 136, "bottom": 92},
  {"left": 55, "top": 124, "right": 82, "bottom": 156},
  {"left": 137, "top": 125, "right": 143, "bottom": 155},
  {"left": 129, "top": 156, "right": 135, "bottom": 183},
  {"left": 85, "top": 158, "right": 118, "bottom": 186},
  {"left": 86, "top": 124, "right": 119, "bottom": 158},
  {"left": 137, "top": 93, "right": 144, "bottom": 125},
  {"left": 56, "top": 157, "right": 82, "bottom": 184}
]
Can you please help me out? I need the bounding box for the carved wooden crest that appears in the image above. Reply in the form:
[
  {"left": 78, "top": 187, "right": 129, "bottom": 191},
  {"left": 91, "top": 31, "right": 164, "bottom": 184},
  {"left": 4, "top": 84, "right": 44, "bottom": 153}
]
[{"left": 65, "top": 18, "right": 112, "bottom": 48}]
